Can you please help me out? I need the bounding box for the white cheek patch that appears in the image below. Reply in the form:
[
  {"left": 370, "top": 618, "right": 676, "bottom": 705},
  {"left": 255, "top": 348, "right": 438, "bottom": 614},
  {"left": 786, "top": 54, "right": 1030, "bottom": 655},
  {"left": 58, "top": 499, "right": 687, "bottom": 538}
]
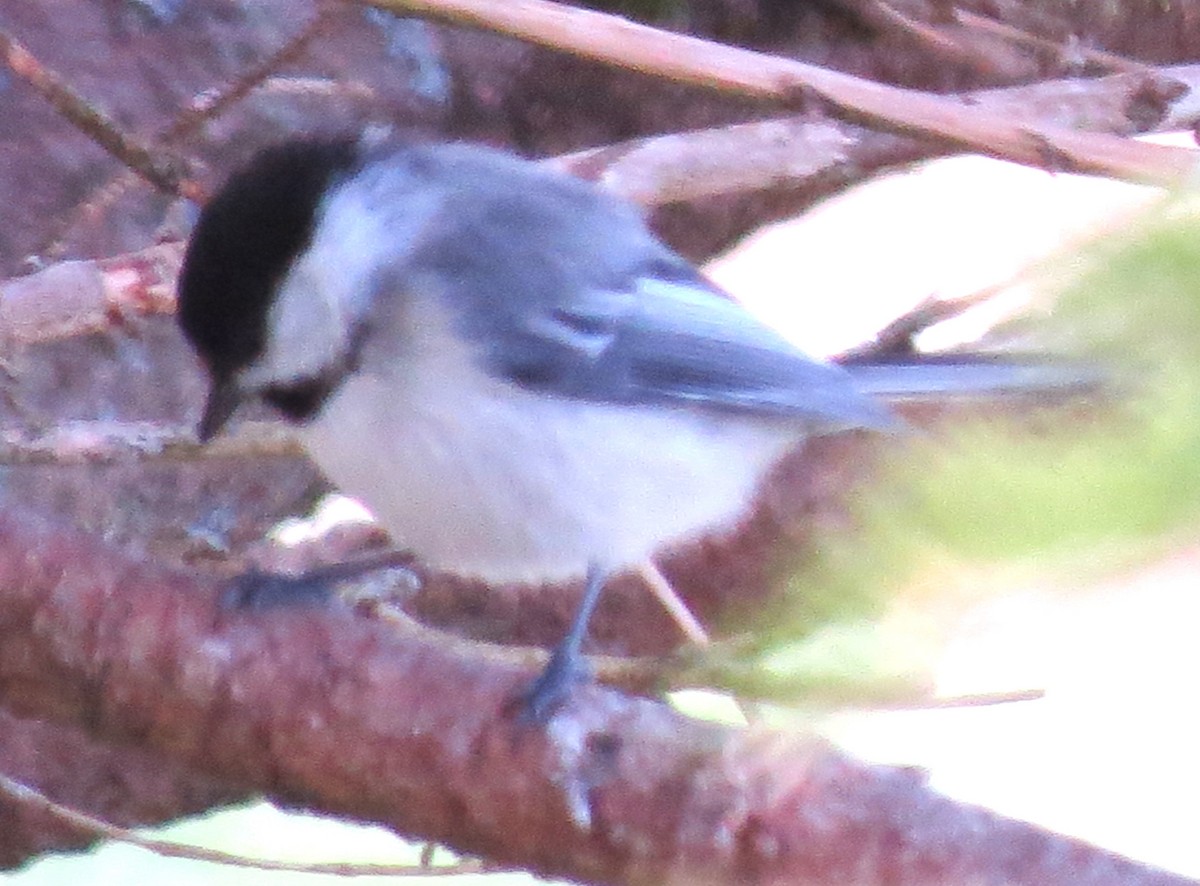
[
  {"left": 253, "top": 264, "right": 343, "bottom": 384},
  {"left": 244, "top": 162, "right": 445, "bottom": 390}
]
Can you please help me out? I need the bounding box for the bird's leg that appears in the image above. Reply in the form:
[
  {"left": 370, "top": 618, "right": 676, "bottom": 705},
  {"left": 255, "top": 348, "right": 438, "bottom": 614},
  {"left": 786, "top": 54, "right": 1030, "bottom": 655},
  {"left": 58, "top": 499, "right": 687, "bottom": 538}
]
[
  {"left": 221, "top": 550, "right": 419, "bottom": 610},
  {"left": 517, "top": 562, "right": 608, "bottom": 724}
]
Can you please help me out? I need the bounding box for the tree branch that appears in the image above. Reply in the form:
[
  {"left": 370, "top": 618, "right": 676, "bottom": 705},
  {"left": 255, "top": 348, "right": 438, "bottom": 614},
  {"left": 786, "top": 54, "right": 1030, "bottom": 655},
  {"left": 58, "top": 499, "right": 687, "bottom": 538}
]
[
  {"left": 0, "top": 28, "right": 195, "bottom": 198},
  {"left": 552, "top": 64, "right": 1199, "bottom": 207},
  {"left": 362, "top": 0, "right": 1199, "bottom": 186},
  {"left": 4, "top": 59, "right": 1195, "bottom": 352},
  {"left": 0, "top": 244, "right": 179, "bottom": 348},
  {"left": 0, "top": 510, "right": 1190, "bottom": 885},
  {"left": 0, "top": 711, "right": 244, "bottom": 867},
  {"left": 0, "top": 769, "right": 487, "bottom": 876}
]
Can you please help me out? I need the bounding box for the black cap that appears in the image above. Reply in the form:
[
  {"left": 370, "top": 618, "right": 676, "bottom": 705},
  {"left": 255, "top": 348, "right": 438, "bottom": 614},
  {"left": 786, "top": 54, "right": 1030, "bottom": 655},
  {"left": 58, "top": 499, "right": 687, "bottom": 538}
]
[{"left": 177, "top": 136, "right": 361, "bottom": 437}]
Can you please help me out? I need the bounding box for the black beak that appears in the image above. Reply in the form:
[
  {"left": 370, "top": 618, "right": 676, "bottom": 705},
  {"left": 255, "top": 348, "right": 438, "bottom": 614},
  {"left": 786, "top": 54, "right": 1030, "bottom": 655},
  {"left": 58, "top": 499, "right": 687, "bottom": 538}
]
[{"left": 197, "top": 376, "right": 241, "bottom": 442}]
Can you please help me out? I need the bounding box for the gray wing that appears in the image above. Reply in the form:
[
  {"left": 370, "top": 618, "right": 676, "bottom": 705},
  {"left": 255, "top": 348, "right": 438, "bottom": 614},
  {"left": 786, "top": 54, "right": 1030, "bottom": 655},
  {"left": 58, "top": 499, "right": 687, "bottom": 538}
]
[
  {"left": 433, "top": 240, "right": 894, "bottom": 430},
  {"left": 397, "top": 147, "right": 893, "bottom": 431},
  {"left": 528, "top": 270, "right": 897, "bottom": 430}
]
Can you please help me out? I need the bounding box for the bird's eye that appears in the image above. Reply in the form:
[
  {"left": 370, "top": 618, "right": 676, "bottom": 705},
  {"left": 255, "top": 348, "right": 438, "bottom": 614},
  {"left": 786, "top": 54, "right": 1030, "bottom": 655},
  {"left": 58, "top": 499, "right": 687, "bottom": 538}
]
[{"left": 261, "top": 378, "right": 330, "bottom": 421}]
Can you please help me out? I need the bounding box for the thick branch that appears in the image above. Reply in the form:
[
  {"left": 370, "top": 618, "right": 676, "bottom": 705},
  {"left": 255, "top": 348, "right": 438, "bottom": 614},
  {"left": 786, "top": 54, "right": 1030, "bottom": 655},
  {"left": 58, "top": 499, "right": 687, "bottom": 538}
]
[
  {"left": 0, "top": 712, "right": 244, "bottom": 867},
  {"left": 0, "top": 244, "right": 179, "bottom": 348},
  {"left": 0, "top": 511, "right": 1190, "bottom": 885},
  {"left": 364, "top": 0, "right": 1199, "bottom": 186}
]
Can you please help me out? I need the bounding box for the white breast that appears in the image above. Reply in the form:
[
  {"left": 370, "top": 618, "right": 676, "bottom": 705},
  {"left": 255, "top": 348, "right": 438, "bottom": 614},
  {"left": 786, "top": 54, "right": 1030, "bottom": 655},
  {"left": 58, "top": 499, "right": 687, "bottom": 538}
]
[{"left": 298, "top": 334, "right": 803, "bottom": 584}]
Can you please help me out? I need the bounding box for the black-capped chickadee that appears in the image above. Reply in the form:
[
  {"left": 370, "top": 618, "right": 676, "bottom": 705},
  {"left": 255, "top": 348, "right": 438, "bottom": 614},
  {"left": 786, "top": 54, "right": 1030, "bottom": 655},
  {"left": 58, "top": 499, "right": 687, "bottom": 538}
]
[{"left": 173, "top": 135, "right": 934, "bottom": 717}]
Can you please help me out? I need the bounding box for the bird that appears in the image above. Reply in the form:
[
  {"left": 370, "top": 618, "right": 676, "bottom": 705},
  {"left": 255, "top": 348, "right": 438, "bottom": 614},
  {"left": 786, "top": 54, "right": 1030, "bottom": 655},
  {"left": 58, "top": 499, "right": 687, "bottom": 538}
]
[{"left": 176, "top": 134, "right": 908, "bottom": 720}]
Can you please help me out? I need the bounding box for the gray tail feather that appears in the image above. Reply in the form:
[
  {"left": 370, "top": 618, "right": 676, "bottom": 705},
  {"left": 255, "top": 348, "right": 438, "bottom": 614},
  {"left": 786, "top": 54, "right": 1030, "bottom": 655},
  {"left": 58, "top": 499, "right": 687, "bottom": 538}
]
[{"left": 837, "top": 354, "right": 1107, "bottom": 402}]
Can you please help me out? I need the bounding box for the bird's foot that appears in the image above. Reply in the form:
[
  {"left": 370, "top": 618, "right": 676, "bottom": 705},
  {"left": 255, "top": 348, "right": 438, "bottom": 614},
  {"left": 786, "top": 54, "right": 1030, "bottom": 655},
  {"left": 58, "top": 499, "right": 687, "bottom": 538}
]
[
  {"left": 513, "top": 562, "right": 608, "bottom": 725},
  {"left": 220, "top": 551, "right": 418, "bottom": 610}
]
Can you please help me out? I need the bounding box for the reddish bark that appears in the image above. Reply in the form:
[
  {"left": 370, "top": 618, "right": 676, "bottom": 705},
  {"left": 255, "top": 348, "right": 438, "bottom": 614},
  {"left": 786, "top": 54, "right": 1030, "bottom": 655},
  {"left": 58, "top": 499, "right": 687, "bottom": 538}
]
[
  {"left": 0, "top": 511, "right": 1189, "bottom": 884},
  {"left": 0, "top": 712, "right": 243, "bottom": 867}
]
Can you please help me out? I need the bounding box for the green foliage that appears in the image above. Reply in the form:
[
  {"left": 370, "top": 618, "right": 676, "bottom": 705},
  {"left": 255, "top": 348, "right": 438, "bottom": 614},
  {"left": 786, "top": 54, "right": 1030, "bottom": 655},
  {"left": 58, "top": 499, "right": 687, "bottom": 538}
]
[
  {"left": 713, "top": 202, "right": 1200, "bottom": 704},
  {"left": 901, "top": 208, "right": 1200, "bottom": 559}
]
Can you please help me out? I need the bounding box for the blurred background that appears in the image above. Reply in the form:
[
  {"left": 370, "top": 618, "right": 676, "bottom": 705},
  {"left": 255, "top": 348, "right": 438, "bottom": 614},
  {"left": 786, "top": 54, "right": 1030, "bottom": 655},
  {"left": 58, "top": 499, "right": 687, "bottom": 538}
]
[{"left": 3, "top": 0, "right": 1200, "bottom": 882}]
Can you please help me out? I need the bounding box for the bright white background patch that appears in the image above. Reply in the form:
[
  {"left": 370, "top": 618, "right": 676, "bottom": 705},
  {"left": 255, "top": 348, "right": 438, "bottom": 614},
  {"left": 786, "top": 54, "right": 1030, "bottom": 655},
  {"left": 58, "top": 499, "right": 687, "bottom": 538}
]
[
  {"left": 709, "top": 134, "right": 1200, "bottom": 880},
  {"left": 706, "top": 135, "right": 1185, "bottom": 358}
]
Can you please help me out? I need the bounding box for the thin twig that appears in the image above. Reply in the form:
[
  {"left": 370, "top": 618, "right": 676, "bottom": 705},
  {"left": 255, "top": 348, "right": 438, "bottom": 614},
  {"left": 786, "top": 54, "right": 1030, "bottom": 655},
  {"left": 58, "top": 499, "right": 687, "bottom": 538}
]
[
  {"left": 0, "top": 420, "right": 301, "bottom": 466},
  {"left": 0, "top": 772, "right": 493, "bottom": 878},
  {"left": 0, "top": 28, "right": 195, "bottom": 198},
  {"left": 954, "top": 8, "right": 1150, "bottom": 75},
  {"left": 33, "top": 3, "right": 339, "bottom": 262},
  {"left": 165, "top": 3, "right": 340, "bottom": 148},
  {"left": 837, "top": 289, "right": 1003, "bottom": 361},
  {"left": 863, "top": 0, "right": 1009, "bottom": 75}
]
